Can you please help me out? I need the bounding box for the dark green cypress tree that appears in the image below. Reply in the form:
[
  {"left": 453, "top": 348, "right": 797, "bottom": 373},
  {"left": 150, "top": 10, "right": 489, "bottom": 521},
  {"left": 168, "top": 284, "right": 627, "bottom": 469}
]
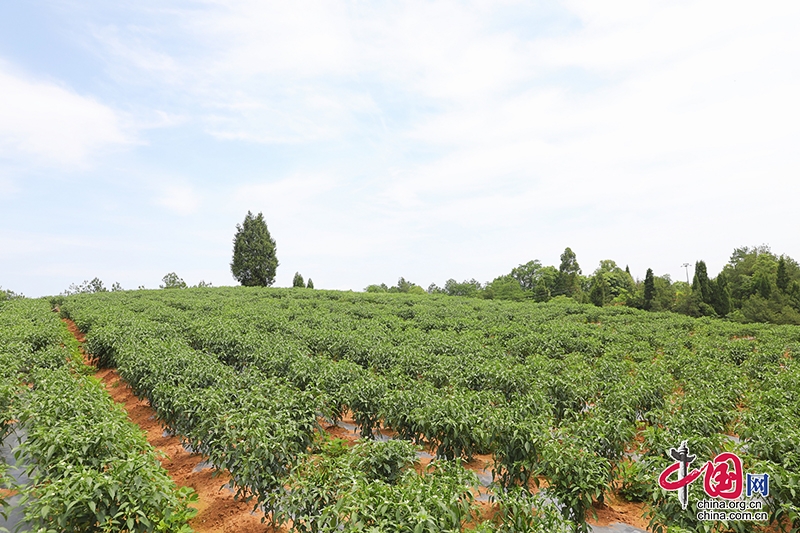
[
  {"left": 643, "top": 268, "right": 655, "bottom": 311},
  {"left": 692, "top": 260, "right": 713, "bottom": 305},
  {"left": 230, "top": 211, "right": 279, "bottom": 286},
  {"left": 777, "top": 256, "right": 789, "bottom": 292},
  {"left": 753, "top": 271, "right": 772, "bottom": 299},
  {"left": 292, "top": 272, "right": 305, "bottom": 288},
  {"left": 713, "top": 272, "right": 731, "bottom": 316},
  {"left": 306, "top": 278, "right": 314, "bottom": 289}
]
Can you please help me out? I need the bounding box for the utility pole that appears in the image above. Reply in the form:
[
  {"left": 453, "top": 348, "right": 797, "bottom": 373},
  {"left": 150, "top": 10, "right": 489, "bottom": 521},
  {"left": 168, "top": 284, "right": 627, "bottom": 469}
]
[{"left": 682, "top": 263, "right": 691, "bottom": 284}]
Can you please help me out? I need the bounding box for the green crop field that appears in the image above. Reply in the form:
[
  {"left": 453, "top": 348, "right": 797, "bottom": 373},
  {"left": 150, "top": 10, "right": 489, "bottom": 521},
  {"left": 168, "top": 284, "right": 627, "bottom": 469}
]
[
  {"left": 0, "top": 298, "right": 196, "bottom": 532},
  {"left": 2, "top": 288, "right": 799, "bottom": 532}
]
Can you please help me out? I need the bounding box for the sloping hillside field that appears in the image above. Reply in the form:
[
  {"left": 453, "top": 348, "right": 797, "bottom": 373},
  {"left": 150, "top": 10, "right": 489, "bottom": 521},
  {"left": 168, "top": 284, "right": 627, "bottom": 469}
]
[{"left": 4, "top": 288, "right": 800, "bottom": 532}]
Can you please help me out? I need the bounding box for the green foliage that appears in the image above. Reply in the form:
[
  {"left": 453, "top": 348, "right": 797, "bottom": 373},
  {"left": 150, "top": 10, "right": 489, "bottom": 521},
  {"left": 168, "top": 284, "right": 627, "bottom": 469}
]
[
  {"left": 616, "top": 460, "right": 650, "bottom": 502},
  {"left": 777, "top": 256, "right": 790, "bottom": 292},
  {"left": 414, "top": 390, "right": 496, "bottom": 461},
  {"left": 692, "top": 260, "right": 714, "bottom": 309},
  {"left": 231, "top": 210, "right": 279, "bottom": 286},
  {"left": 485, "top": 275, "right": 527, "bottom": 301},
  {"left": 511, "top": 260, "right": 543, "bottom": 291},
  {"left": 160, "top": 272, "right": 187, "bottom": 289},
  {"left": 590, "top": 260, "right": 634, "bottom": 306},
  {"left": 307, "top": 278, "right": 314, "bottom": 289},
  {"left": 491, "top": 412, "right": 545, "bottom": 489},
  {"left": 643, "top": 268, "right": 655, "bottom": 311},
  {"left": 352, "top": 440, "right": 418, "bottom": 484},
  {"left": 589, "top": 273, "right": 608, "bottom": 307},
  {"left": 721, "top": 246, "right": 800, "bottom": 324},
  {"left": 346, "top": 375, "right": 388, "bottom": 439},
  {"left": 293, "top": 272, "right": 306, "bottom": 288},
  {"left": 330, "top": 461, "right": 477, "bottom": 533},
  {"left": 367, "top": 278, "right": 426, "bottom": 294},
  {"left": 540, "top": 436, "right": 612, "bottom": 533},
  {"left": 0, "top": 299, "right": 195, "bottom": 533},
  {"left": 478, "top": 487, "right": 571, "bottom": 533},
  {"left": 444, "top": 278, "right": 483, "bottom": 297},
  {"left": 53, "top": 287, "right": 800, "bottom": 531},
  {"left": 557, "top": 247, "right": 582, "bottom": 297},
  {"left": 278, "top": 453, "right": 476, "bottom": 533},
  {"left": 0, "top": 286, "right": 22, "bottom": 301},
  {"left": 63, "top": 277, "right": 108, "bottom": 295},
  {"left": 712, "top": 271, "right": 731, "bottom": 316}
]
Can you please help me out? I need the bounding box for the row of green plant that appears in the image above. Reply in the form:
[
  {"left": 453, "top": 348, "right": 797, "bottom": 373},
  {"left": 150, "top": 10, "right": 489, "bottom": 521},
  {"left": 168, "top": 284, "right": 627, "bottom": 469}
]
[
  {"left": 0, "top": 298, "right": 196, "bottom": 533},
  {"left": 17, "top": 367, "right": 198, "bottom": 532},
  {"left": 57, "top": 288, "right": 800, "bottom": 532},
  {"left": 56, "top": 299, "right": 519, "bottom": 530}
]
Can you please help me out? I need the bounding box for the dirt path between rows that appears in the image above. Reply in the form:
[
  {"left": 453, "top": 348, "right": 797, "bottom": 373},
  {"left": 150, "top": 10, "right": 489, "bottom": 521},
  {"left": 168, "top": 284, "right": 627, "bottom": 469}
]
[{"left": 62, "top": 318, "right": 279, "bottom": 533}]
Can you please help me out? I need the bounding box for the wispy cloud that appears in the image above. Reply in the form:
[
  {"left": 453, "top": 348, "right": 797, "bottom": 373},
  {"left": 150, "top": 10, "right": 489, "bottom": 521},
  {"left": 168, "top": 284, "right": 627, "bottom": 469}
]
[
  {"left": 154, "top": 183, "right": 202, "bottom": 215},
  {"left": 4, "top": 0, "right": 800, "bottom": 295},
  {"left": 0, "top": 60, "right": 130, "bottom": 167}
]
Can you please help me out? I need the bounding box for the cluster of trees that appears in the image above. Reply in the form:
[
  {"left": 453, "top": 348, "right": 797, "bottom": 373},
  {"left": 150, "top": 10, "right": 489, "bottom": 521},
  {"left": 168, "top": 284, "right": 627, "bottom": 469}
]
[
  {"left": 231, "top": 211, "right": 315, "bottom": 290},
  {"left": 292, "top": 272, "right": 314, "bottom": 289},
  {"left": 0, "top": 287, "right": 22, "bottom": 301},
  {"left": 692, "top": 246, "right": 800, "bottom": 324},
  {"left": 369, "top": 245, "right": 800, "bottom": 325},
  {"left": 159, "top": 273, "right": 213, "bottom": 289},
  {"left": 366, "top": 277, "right": 427, "bottom": 294},
  {"left": 61, "top": 273, "right": 213, "bottom": 294},
  {"left": 49, "top": 211, "right": 291, "bottom": 296},
  {"left": 624, "top": 247, "right": 800, "bottom": 324},
  {"left": 62, "top": 278, "right": 123, "bottom": 295}
]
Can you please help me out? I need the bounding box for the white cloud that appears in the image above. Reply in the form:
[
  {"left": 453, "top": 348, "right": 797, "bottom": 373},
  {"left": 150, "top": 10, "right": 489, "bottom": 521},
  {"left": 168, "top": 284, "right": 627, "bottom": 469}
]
[
  {"left": 0, "top": 60, "right": 130, "bottom": 167},
  {"left": 8, "top": 1, "right": 800, "bottom": 293},
  {"left": 154, "top": 184, "right": 202, "bottom": 215},
  {"left": 88, "top": 1, "right": 537, "bottom": 142}
]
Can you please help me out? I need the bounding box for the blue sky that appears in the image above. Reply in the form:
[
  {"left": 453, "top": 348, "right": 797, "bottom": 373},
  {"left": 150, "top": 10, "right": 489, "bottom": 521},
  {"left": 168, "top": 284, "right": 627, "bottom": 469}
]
[{"left": 2, "top": 1, "right": 799, "bottom": 297}]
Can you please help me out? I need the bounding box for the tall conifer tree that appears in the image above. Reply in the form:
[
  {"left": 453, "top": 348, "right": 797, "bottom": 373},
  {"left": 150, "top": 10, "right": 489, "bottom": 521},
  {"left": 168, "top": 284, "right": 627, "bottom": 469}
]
[
  {"left": 643, "top": 268, "right": 655, "bottom": 310},
  {"left": 230, "top": 211, "right": 278, "bottom": 286},
  {"left": 777, "top": 256, "right": 789, "bottom": 292}
]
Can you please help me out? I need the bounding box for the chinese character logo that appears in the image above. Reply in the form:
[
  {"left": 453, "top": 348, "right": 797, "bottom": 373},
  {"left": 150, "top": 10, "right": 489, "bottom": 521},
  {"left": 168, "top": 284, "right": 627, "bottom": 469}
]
[
  {"left": 657, "top": 441, "right": 768, "bottom": 509},
  {"left": 746, "top": 473, "right": 769, "bottom": 498}
]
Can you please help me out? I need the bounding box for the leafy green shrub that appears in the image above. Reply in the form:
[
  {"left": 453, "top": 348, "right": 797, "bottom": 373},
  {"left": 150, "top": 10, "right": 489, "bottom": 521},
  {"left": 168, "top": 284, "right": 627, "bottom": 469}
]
[
  {"left": 345, "top": 375, "right": 387, "bottom": 439},
  {"left": 477, "top": 487, "right": 571, "bottom": 533},
  {"left": 491, "top": 412, "right": 544, "bottom": 489},
  {"left": 539, "top": 437, "right": 612, "bottom": 533},
  {"left": 352, "top": 440, "right": 417, "bottom": 484},
  {"left": 160, "top": 272, "right": 187, "bottom": 289},
  {"left": 17, "top": 367, "right": 198, "bottom": 533},
  {"left": 22, "top": 458, "right": 197, "bottom": 533},
  {"left": 616, "top": 460, "right": 650, "bottom": 503},
  {"left": 415, "top": 390, "right": 497, "bottom": 460},
  {"left": 329, "top": 460, "right": 477, "bottom": 532}
]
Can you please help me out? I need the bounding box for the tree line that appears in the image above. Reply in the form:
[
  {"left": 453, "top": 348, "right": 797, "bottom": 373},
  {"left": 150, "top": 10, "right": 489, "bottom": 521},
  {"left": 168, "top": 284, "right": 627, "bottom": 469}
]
[
  {"left": 8, "top": 208, "right": 799, "bottom": 326},
  {"left": 367, "top": 245, "right": 800, "bottom": 325}
]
